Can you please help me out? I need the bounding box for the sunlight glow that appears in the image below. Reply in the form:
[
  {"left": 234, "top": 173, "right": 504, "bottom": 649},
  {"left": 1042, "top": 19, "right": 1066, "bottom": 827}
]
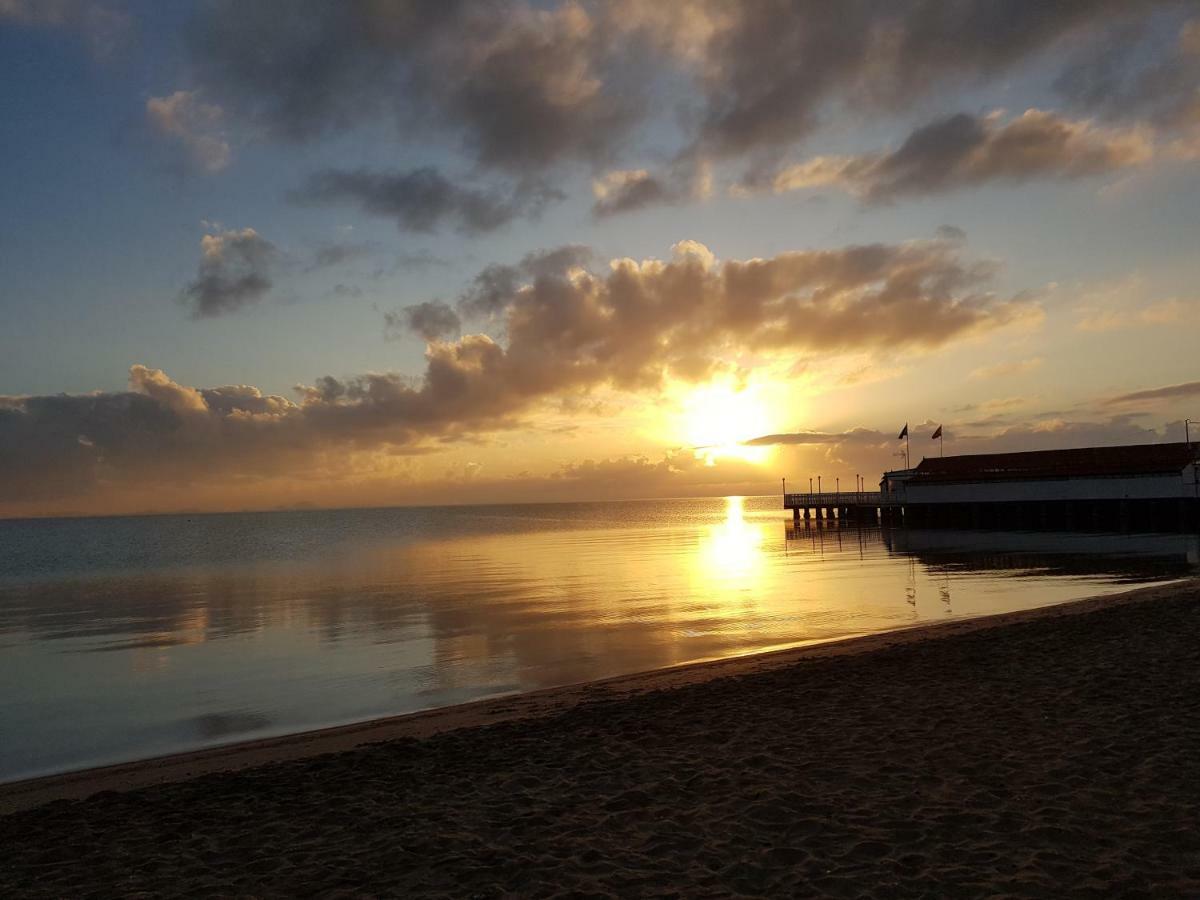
[{"left": 679, "top": 382, "right": 773, "bottom": 465}]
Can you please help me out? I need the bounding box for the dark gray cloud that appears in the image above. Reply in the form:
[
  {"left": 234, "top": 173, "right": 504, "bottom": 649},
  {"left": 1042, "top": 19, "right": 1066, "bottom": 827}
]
[
  {"left": 0, "top": 0, "right": 130, "bottom": 57},
  {"left": 591, "top": 170, "right": 674, "bottom": 217},
  {"left": 183, "top": 1, "right": 454, "bottom": 142},
  {"left": 386, "top": 301, "right": 462, "bottom": 342},
  {"left": 590, "top": 160, "right": 711, "bottom": 218},
  {"left": 393, "top": 251, "right": 450, "bottom": 272},
  {"left": 1105, "top": 380, "right": 1200, "bottom": 406},
  {"left": 369, "top": 252, "right": 451, "bottom": 281},
  {"left": 180, "top": 0, "right": 1181, "bottom": 184},
  {"left": 187, "top": 1, "right": 636, "bottom": 173},
  {"left": 936, "top": 224, "right": 968, "bottom": 242},
  {"left": 3, "top": 237, "right": 1037, "bottom": 508},
  {"left": 1055, "top": 14, "right": 1200, "bottom": 132},
  {"left": 0, "top": 366, "right": 310, "bottom": 505},
  {"left": 290, "top": 167, "right": 562, "bottom": 234},
  {"left": 757, "top": 110, "right": 1152, "bottom": 202},
  {"left": 458, "top": 245, "right": 593, "bottom": 317},
  {"left": 179, "top": 228, "right": 279, "bottom": 318},
  {"left": 303, "top": 241, "right": 376, "bottom": 272},
  {"left": 664, "top": 0, "right": 1167, "bottom": 159}
]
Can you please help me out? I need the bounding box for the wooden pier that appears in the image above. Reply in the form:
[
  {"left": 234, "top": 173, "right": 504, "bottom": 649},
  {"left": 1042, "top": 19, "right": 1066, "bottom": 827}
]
[{"left": 784, "top": 491, "right": 888, "bottom": 524}]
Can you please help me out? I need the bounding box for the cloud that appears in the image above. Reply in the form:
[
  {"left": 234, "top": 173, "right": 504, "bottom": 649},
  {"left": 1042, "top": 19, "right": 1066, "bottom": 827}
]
[
  {"left": 4, "top": 237, "right": 1040, "bottom": 511},
  {"left": 1183, "top": 19, "right": 1200, "bottom": 55},
  {"left": 0, "top": 0, "right": 130, "bottom": 57},
  {"left": 1055, "top": 15, "right": 1200, "bottom": 160},
  {"left": 950, "top": 417, "right": 1174, "bottom": 455},
  {"left": 179, "top": 227, "right": 279, "bottom": 318},
  {"left": 447, "top": 237, "right": 1037, "bottom": 393},
  {"left": 187, "top": 1, "right": 635, "bottom": 173},
  {"left": 182, "top": 0, "right": 1183, "bottom": 187},
  {"left": 744, "top": 415, "right": 1182, "bottom": 483},
  {"left": 1056, "top": 15, "right": 1200, "bottom": 133},
  {"left": 457, "top": 245, "right": 593, "bottom": 317},
  {"left": 743, "top": 428, "right": 887, "bottom": 447},
  {"left": 969, "top": 358, "right": 1044, "bottom": 380},
  {"left": 302, "top": 241, "right": 376, "bottom": 273},
  {"left": 591, "top": 160, "right": 712, "bottom": 218},
  {"left": 660, "top": 0, "right": 1166, "bottom": 159},
  {"left": 290, "top": 167, "right": 562, "bottom": 234},
  {"left": 0, "top": 365, "right": 306, "bottom": 505},
  {"left": 385, "top": 301, "right": 462, "bottom": 342},
  {"left": 975, "top": 397, "right": 1030, "bottom": 414},
  {"left": 145, "top": 91, "right": 231, "bottom": 173},
  {"left": 1076, "top": 297, "right": 1198, "bottom": 331},
  {"left": 591, "top": 169, "right": 673, "bottom": 217},
  {"left": 735, "top": 415, "right": 1184, "bottom": 495},
  {"left": 1104, "top": 380, "right": 1200, "bottom": 406},
  {"left": 386, "top": 232, "right": 1035, "bottom": 447},
  {"left": 758, "top": 110, "right": 1152, "bottom": 202},
  {"left": 392, "top": 252, "right": 450, "bottom": 272}
]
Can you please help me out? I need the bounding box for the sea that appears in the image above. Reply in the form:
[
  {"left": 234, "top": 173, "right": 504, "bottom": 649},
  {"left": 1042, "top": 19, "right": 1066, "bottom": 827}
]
[{"left": 1, "top": 495, "right": 1197, "bottom": 783}]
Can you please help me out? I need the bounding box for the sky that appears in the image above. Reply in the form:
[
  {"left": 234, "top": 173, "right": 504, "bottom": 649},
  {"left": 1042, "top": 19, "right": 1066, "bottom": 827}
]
[{"left": 1, "top": 0, "right": 1199, "bottom": 518}]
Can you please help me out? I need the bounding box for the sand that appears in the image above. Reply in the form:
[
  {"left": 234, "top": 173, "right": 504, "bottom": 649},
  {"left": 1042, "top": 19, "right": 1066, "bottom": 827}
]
[{"left": 3, "top": 579, "right": 1200, "bottom": 897}]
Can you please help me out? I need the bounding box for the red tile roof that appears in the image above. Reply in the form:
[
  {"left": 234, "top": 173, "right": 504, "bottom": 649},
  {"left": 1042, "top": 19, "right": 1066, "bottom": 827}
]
[{"left": 911, "top": 442, "right": 1198, "bottom": 483}]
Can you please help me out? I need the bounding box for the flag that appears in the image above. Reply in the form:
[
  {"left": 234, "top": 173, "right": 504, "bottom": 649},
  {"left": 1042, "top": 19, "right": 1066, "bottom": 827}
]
[
  {"left": 931, "top": 424, "right": 942, "bottom": 440},
  {"left": 898, "top": 423, "right": 908, "bottom": 439}
]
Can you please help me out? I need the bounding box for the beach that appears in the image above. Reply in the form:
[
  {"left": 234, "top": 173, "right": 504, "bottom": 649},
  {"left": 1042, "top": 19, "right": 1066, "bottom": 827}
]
[{"left": 3, "top": 579, "right": 1199, "bottom": 897}]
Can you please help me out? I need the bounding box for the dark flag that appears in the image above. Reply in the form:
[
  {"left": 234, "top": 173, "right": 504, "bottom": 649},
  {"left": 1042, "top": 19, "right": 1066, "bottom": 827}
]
[
  {"left": 931, "top": 424, "right": 942, "bottom": 440},
  {"left": 898, "top": 423, "right": 908, "bottom": 439}
]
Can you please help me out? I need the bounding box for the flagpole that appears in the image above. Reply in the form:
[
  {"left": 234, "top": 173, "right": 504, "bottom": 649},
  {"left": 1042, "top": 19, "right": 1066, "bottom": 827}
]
[{"left": 906, "top": 431, "right": 910, "bottom": 469}]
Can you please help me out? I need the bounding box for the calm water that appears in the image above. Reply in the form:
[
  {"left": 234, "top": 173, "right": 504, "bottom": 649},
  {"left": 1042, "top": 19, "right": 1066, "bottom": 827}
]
[{"left": 1, "top": 496, "right": 1197, "bottom": 783}]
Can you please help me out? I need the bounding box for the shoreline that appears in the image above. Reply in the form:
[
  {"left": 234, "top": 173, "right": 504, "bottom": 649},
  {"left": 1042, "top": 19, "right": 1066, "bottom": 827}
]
[
  {"left": 6, "top": 575, "right": 1200, "bottom": 896},
  {"left": 3, "top": 577, "right": 1192, "bottom": 817}
]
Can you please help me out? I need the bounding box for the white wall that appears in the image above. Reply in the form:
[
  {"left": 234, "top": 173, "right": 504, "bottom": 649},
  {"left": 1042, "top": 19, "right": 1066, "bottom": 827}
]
[{"left": 902, "top": 471, "right": 1196, "bottom": 504}]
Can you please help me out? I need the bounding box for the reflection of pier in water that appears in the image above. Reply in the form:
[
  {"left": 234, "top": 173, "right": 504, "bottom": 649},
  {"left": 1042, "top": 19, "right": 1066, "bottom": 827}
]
[{"left": 785, "top": 520, "right": 1200, "bottom": 582}]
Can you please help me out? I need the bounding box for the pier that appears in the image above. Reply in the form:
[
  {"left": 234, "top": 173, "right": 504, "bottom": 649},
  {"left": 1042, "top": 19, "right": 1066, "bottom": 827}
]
[
  {"left": 784, "top": 491, "right": 886, "bottom": 524},
  {"left": 787, "top": 442, "right": 1200, "bottom": 533}
]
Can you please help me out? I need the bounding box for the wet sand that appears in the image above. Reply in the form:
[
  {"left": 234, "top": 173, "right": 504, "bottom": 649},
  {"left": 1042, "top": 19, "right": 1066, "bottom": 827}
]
[{"left": 3, "top": 579, "right": 1199, "bottom": 897}]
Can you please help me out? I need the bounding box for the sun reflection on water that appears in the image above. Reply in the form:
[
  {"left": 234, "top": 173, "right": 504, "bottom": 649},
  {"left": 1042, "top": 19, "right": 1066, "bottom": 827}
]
[{"left": 695, "top": 496, "right": 766, "bottom": 589}]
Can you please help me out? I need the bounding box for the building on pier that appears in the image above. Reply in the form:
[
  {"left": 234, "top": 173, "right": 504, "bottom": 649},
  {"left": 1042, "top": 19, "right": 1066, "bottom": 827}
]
[{"left": 879, "top": 442, "right": 1200, "bottom": 531}]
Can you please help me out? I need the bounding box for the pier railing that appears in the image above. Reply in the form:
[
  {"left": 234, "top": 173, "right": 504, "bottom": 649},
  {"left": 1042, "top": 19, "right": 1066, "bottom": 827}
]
[{"left": 784, "top": 491, "right": 884, "bottom": 508}]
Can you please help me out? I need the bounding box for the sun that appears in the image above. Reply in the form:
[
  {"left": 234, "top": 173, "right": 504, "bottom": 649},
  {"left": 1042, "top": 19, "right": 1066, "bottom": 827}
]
[{"left": 678, "top": 382, "right": 773, "bottom": 465}]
